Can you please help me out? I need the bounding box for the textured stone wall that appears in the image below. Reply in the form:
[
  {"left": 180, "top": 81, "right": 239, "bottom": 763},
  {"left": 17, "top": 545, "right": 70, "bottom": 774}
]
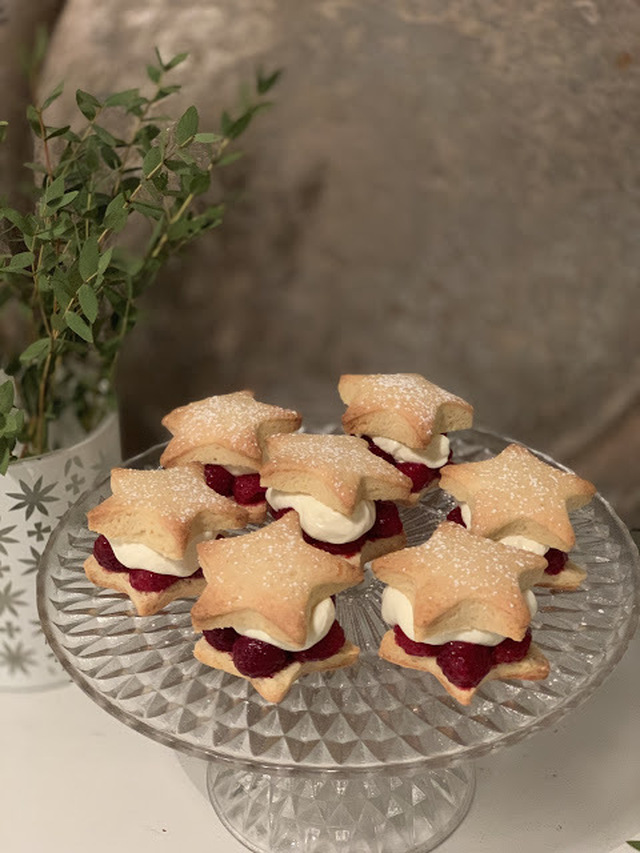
[{"left": 5, "top": 1, "right": 640, "bottom": 524}]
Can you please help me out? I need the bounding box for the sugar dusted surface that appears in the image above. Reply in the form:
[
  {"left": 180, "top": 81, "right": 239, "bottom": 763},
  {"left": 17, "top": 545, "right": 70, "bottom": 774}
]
[
  {"left": 345, "top": 373, "right": 469, "bottom": 431},
  {"left": 112, "top": 465, "right": 235, "bottom": 523},
  {"left": 373, "top": 521, "right": 545, "bottom": 631},
  {"left": 440, "top": 444, "right": 595, "bottom": 543},
  {"left": 163, "top": 391, "right": 300, "bottom": 462},
  {"left": 195, "top": 513, "right": 362, "bottom": 640},
  {"left": 267, "top": 433, "right": 400, "bottom": 477}
]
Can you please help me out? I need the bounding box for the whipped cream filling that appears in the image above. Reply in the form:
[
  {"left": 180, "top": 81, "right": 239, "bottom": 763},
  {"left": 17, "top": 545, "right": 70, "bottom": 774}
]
[
  {"left": 381, "top": 585, "right": 538, "bottom": 647},
  {"left": 242, "top": 597, "right": 336, "bottom": 651},
  {"left": 224, "top": 464, "right": 256, "bottom": 476},
  {"left": 372, "top": 433, "right": 450, "bottom": 468},
  {"left": 458, "top": 503, "right": 549, "bottom": 556},
  {"left": 266, "top": 487, "right": 375, "bottom": 544},
  {"left": 110, "top": 531, "right": 216, "bottom": 577}
]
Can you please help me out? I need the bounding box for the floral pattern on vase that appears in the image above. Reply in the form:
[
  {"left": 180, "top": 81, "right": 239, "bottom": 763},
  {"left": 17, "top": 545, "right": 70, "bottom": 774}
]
[{"left": 0, "top": 412, "right": 121, "bottom": 690}]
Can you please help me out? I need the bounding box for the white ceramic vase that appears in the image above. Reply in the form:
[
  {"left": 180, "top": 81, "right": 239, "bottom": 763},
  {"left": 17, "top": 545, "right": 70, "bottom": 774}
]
[{"left": 0, "top": 412, "right": 121, "bottom": 691}]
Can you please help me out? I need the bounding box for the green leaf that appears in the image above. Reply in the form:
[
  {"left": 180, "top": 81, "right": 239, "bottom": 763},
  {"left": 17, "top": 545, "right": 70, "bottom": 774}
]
[
  {"left": 104, "top": 88, "right": 143, "bottom": 109},
  {"left": 193, "top": 132, "right": 222, "bottom": 144},
  {"left": 76, "top": 89, "right": 102, "bottom": 121},
  {"left": 0, "top": 120, "right": 8, "bottom": 143},
  {"left": 188, "top": 171, "right": 210, "bottom": 195},
  {"left": 79, "top": 236, "right": 100, "bottom": 281},
  {"left": 626, "top": 844, "right": 640, "bottom": 851},
  {"left": 176, "top": 106, "right": 199, "bottom": 145},
  {"left": 42, "top": 80, "right": 64, "bottom": 110},
  {"left": 0, "top": 443, "right": 11, "bottom": 475},
  {"left": 78, "top": 283, "right": 99, "bottom": 322},
  {"left": 97, "top": 247, "right": 113, "bottom": 275},
  {"left": 26, "top": 105, "right": 42, "bottom": 136},
  {"left": 3, "top": 251, "right": 34, "bottom": 272},
  {"left": 257, "top": 68, "right": 282, "bottom": 95},
  {"left": 45, "top": 125, "right": 71, "bottom": 141},
  {"left": 0, "top": 381, "right": 14, "bottom": 412},
  {"left": 19, "top": 338, "right": 50, "bottom": 364},
  {"left": 47, "top": 190, "right": 79, "bottom": 211},
  {"left": 143, "top": 146, "right": 163, "bottom": 177},
  {"left": 44, "top": 175, "right": 65, "bottom": 203},
  {"left": 165, "top": 51, "right": 189, "bottom": 71},
  {"left": 147, "top": 64, "right": 162, "bottom": 84},
  {"left": 64, "top": 312, "right": 93, "bottom": 342},
  {"left": 104, "top": 194, "right": 128, "bottom": 233},
  {"left": 100, "top": 144, "right": 122, "bottom": 170},
  {"left": 217, "top": 151, "right": 244, "bottom": 167}
]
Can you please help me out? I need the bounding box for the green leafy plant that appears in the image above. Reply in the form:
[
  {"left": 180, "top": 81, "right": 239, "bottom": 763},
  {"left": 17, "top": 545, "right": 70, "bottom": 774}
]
[{"left": 0, "top": 49, "right": 280, "bottom": 472}]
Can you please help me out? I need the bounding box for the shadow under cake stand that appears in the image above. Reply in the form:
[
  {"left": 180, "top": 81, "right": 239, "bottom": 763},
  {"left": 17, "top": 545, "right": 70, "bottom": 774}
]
[{"left": 37, "top": 430, "right": 640, "bottom": 853}]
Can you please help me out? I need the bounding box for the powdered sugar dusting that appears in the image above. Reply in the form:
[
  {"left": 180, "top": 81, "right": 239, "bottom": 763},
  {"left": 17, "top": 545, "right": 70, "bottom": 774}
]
[
  {"left": 163, "top": 391, "right": 300, "bottom": 462},
  {"left": 112, "top": 465, "right": 237, "bottom": 523}
]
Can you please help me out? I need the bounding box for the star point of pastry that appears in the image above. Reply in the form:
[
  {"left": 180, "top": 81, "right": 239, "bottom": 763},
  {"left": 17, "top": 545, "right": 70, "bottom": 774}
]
[
  {"left": 191, "top": 511, "right": 364, "bottom": 648},
  {"left": 439, "top": 443, "right": 596, "bottom": 552},
  {"left": 372, "top": 521, "right": 547, "bottom": 643},
  {"left": 87, "top": 463, "right": 248, "bottom": 558},
  {"left": 339, "top": 373, "right": 473, "bottom": 448},
  {"left": 159, "top": 390, "right": 302, "bottom": 469},
  {"left": 260, "top": 432, "right": 412, "bottom": 515}
]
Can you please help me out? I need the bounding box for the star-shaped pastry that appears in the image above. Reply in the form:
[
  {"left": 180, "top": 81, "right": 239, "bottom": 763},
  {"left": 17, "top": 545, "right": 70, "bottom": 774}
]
[
  {"left": 159, "top": 390, "right": 302, "bottom": 470},
  {"left": 372, "top": 521, "right": 547, "bottom": 643},
  {"left": 260, "top": 432, "right": 412, "bottom": 515},
  {"left": 439, "top": 443, "right": 596, "bottom": 552},
  {"left": 191, "top": 511, "right": 364, "bottom": 648},
  {"left": 87, "top": 463, "right": 247, "bottom": 558},
  {"left": 339, "top": 373, "right": 473, "bottom": 448}
]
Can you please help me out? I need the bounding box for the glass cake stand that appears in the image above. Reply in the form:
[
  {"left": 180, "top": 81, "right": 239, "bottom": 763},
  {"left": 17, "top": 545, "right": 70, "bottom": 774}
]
[{"left": 37, "top": 429, "right": 640, "bottom": 853}]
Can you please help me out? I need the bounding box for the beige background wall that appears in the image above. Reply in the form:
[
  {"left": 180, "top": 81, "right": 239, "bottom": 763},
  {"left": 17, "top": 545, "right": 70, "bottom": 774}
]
[{"left": 2, "top": 1, "right": 639, "bottom": 525}]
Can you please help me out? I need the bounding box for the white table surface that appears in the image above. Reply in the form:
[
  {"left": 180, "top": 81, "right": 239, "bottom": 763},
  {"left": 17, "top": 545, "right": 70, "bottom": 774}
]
[{"left": 2, "top": 624, "right": 639, "bottom": 853}]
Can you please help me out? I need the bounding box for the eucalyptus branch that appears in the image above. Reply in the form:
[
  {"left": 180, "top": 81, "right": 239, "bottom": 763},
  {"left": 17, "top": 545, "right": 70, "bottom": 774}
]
[{"left": 0, "top": 53, "right": 280, "bottom": 472}]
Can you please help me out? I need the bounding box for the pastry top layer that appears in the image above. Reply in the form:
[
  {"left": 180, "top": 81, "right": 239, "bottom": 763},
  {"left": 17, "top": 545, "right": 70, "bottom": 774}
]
[
  {"left": 160, "top": 390, "right": 302, "bottom": 469},
  {"left": 339, "top": 373, "right": 473, "bottom": 448},
  {"left": 439, "top": 443, "right": 596, "bottom": 551},
  {"left": 261, "top": 433, "right": 412, "bottom": 515},
  {"left": 87, "top": 463, "right": 247, "bottom": 559},
  {"left": 191, "top": 511, "right": 364, "bottom": 647},
  {"left": 372, "top": 521, "right": 547, "bottom": 643}
]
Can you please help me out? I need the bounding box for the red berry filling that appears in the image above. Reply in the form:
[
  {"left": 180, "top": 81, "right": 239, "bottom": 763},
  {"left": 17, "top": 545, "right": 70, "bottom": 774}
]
[
  {"left": 204, "top": 465, "right": 266, "bottom": 506},
  {"left": 267, "top": 500, "right": 403, "bottom": 558},
  {"left": 294, "top": 620, "right": 345, "bottom": 662},
  {"left": 544, "top": 548, "right": 568, "bottom": 575},
  {"left": 233, "top": 473, "right": 267, "bottom": 505},
  {"left": 363, "top": 436, "right": 451, "bottom": 494},
  {"left": 93, "top": 535, "right": 203, "bottom": 593},
  {"left": 203, "top": 619, "right": 348, "bottom": 678},
  {"left": 393, "top": 625, "right": 533, "bottom": 689},
  {"left": 204, "top": 464, "right": 234, "bottom": 496},
  {"left": 446, "top": 506, "right": 466, "bottom": 526},
  {"left": 203, "top": 626, "right": 241, "bottom": 652}
]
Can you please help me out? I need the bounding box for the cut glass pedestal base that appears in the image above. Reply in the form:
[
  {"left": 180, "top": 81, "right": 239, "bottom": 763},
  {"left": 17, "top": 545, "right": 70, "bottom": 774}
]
[{"left": 208, "top": 760, "right": 475, "bottom": 853}]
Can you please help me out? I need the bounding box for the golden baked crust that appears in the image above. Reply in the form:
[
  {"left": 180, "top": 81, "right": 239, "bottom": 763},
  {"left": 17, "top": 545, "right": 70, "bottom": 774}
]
[
  {"left": 439, "top": 443, "right": 596, "bottom": 552},
  {"left": 339, "top": 373, "right": 473, "bottom": 448},
  {"left": 87, "top": 463, "right": 248, "bottom": 559},
  {"left": 534, "top": 558, "right": 586, "bottom": 591},
  {"left": 378, "top": 630, "right": 549, "bottom": 705},
  {"left": 261, "top": 433, "right": 412, "bottom": 515},
  {"left": 193, "top": 637, "right": 360, "bottom": 703},
  {"left": 371, "top": 521, "right": 547, "bottom": 644},
  {"left": 84, "top": 554, "right": 207, "bottom": 617},
  {"left": 191, "top": 511, "right": 364, "bottom": 648},
  {"left": 160, "top": 390, "right": 302, "bottom": 470}
]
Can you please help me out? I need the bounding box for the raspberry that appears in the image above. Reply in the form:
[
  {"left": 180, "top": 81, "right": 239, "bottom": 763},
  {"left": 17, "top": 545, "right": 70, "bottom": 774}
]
[
  {"left": 233, "top": 473, "right": 266, "bottom": 505},
  {"left": 544, "top": 548, "right": 568, "bottom": 575},
  {"left": 393, "top": 625, "right": 440, "bottom": 657},
  {"left": 232, "top": 635, "right": 292, "bottom": 678},
  {"left": 93, "top": 535, "right": 128, "bottom": 573},
  {"left": 204, "top": 464, "right": 234, "bottom": 496},
  {"left": 267, "top": 504, "right": 293, "bottom": 521},
  {"left": 294, "top": 620, "right": 345, "bottom": 662},
  {"left": 369, "top": 500, "right": 403, "bottom": 540},
  {"left": 301, "top": 530, "right": 365, "bottom": 557},
  {"left": 492, "top": 629, "right": 532, "bottom": 665},
  {"left": 203, "top": 627, "right": 240, "bottom": 652},
  {"left": 128, "top": 569, "right": 180, "bottom": 592},
  {"left": 363, "top": 436, "right": 395, "bottom": 465},
  {"left": 396, "top": 461, "right": 439, "bottom": 493},
  {"left": 446, "top": 506, "right": 465, "bottom": 526},
  {"left": 436, "top": 641, "right": 493, "bottom": 689}
]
